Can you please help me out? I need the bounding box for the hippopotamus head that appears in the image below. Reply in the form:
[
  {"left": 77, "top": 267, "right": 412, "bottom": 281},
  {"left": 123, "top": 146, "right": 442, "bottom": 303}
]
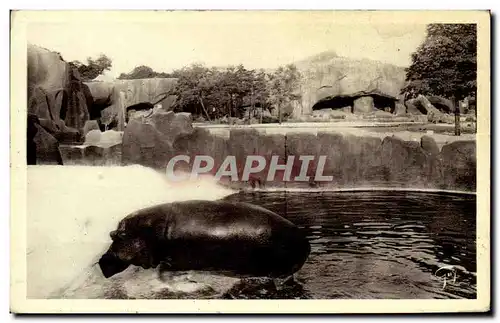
[{"left": 99, "top": 209, "right": 168, "bottom": 278}]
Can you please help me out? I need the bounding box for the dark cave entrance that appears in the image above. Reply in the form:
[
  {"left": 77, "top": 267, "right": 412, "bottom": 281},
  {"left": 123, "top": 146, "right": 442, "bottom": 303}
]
[
  {"left": 312, "top": 96, "right": 355, "bottom": 112},
  {"left": 372, "top": 95, "right": 397, "bottom": 113},
  {"left": 312, "top": 94, "right": 398, "bottom": 113},
  {"left": 87, "top": 98, "right": 114, "bottom": 132}
]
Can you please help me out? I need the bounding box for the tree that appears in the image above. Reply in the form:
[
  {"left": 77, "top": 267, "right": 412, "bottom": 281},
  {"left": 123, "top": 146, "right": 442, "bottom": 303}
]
[
  {"left": 117, "top": 65, "right": 175, "bottom": 79},
  {"left": 171, "top": 63, "right": 214, "bottom": 120},
  {"left": 171, "top": 64, "right": 272, "bottom": 122},
  {"left": 217, "top": 65, "right": 255, "bottom": 119},
  {"left": 401, "top": 24, "right": 477, "bottom": 102},
  {"left": 245, "top": 69, "right": 271, "bottom": 122},
  {"left": 267, "top": 64, "right": 302, "bottom": 122},
  {"left": 70, "top": 54, "right": 112, "bottom": 81}
]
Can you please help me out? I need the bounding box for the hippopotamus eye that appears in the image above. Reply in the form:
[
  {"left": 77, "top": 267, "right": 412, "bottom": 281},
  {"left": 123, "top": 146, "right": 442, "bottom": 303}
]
[{"left": 110, "top": 230, "right": 127, "bottom": 241}]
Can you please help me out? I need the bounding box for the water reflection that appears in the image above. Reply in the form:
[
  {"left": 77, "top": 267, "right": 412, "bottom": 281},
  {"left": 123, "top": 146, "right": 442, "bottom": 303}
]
[{"left": 224, "top": 190, "right": 476, "bottom": 299}]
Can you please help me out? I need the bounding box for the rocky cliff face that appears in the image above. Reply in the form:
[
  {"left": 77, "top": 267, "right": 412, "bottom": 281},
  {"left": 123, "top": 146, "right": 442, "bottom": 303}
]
[
  {"left": 28, "top": 44, "right": 91, "bottom": 135},
  {"left": 293, "top": 52, "right": 407, "bottom": 116},
  {"left": 84, "top": 82, "right": 126, "bottom": 131},
  {"left": 115, "top": 78, "right": 177, "bottom": 109},
  {"left": 27, "top": 44, "right": 94, "bottom": 164},
  {"left": 84, "top": 78, "right": 178, "bottom": 131}
]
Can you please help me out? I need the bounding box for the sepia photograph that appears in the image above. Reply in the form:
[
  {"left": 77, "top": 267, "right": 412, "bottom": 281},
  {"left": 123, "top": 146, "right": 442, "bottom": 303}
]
[{"left": 10, "top": 10, "right": 490, "bottom": 314}]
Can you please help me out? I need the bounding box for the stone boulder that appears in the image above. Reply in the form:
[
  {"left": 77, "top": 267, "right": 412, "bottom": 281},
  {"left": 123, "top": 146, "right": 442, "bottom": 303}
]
[
  {"left": 150, "top": 111, "right": 193, "bottom": 142},
  {"left": 420, "top": 135, "right": 440, "bottom": 156},
  {"left": 438, "top": 141, "right": 476, "bottom": 191},
  {"left": 427, "top": 96, "right": 454, "bottom": 114},
  {"left": 353, "top": 96, "right": 375, "bottom": 114},
  {"left": 405, "top": 95, "right": 454, "bottom": 123},
  {"left": 379, "top": 136, "right": 430, "bottom": 185},
  {"left": 122, "top": 111, "right": 195, "bottom": 169},
  {"left": 405, "top": 99, "right": 423, "bottom": 115}
]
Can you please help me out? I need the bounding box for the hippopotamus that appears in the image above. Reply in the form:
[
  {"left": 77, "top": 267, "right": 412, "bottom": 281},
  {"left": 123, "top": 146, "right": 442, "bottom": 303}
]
[{"left": 99, "top": 200, "right": 310, "bottom": 279}]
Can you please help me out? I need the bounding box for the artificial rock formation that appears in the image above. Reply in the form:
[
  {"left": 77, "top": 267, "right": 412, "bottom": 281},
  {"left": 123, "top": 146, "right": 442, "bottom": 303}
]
[
  {"left": 115, "top": 78, "right": 177, "bottom": 109},
  {"left": 27, "top": 114, "right": 63, "bottom": 165},
  {"left": 84, "top": 78, "right": 177, "bottom": 131},
  {"left": 427, "top": 96, "right": 454, "bottom": 114},
  {"left": 295, "top": 51, "right": 406, "bottom": 116},
  {"left": 28, "top": 44, "right": 91, "bottom": 141},
  {"left": 28, "top": 44, "right": 96, "bottom": 164},
  {"left": 405, "top": 95, "right": 454, "bottom": 123},
  {"left": 122, "top": 110, "right": 194, "bottom": 169},
  {"left": 294, "top": 52, "right": 457, "bottom": 118},
  {"left": 84, "top": 82, "right": 126, "bottom": 131}
]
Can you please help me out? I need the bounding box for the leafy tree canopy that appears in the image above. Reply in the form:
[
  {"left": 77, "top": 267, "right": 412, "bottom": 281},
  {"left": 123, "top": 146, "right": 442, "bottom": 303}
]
[
  {"left": 170, "top": 63, "right": 301, "bottom": 121},
  {"left": 117, "top": 65, "right": 176, "bottom": 80},
  {"left": 401, "top": 23, "right": 477, "bottom": 101},
  {"left": 70, "top": 54, "right": 112, "bottom": 82},
  {"left": 267, "top": 64, "right": 302, "bottom": 120}
]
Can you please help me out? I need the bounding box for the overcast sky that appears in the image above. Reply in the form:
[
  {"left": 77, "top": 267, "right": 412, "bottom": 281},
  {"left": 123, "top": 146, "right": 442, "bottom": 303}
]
[{"left": 26, "top": 11, "right": 428, "bottom": 79}]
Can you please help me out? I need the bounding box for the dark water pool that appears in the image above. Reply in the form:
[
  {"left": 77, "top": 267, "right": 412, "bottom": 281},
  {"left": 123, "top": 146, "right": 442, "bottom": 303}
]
[{"left": 223, "top": 190, "right": 477, "bottom": 299}]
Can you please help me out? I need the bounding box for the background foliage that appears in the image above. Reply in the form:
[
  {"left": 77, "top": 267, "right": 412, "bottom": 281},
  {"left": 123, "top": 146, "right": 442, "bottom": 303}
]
[
  {"left": 401, "top": 24, "right": 477, "bottom": 102},
  {"left": 70, "top": 54, "right": 113, "bottom": 82}
]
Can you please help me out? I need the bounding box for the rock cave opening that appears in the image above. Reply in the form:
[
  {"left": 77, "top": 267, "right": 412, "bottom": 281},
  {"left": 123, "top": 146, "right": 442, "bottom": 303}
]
[
  {"left": 312, "top": 94, "right": 397, "bottom": 113},
  {"left": 372, "top": 95, "right": 396, "bottom": 113},
  {"left": 312, "top": 96, "right": 355, "bottom": 112}
]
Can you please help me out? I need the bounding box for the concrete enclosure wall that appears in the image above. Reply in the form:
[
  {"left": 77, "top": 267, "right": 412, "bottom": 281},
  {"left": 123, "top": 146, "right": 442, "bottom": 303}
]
[
  {"left": 58, "top": 112, "right": 476, "bottom": 193},
  {"left": 113, "top": 113, "right": 475, "bottom": 192}
]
